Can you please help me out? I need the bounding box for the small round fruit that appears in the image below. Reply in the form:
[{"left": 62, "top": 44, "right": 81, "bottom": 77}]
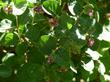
[
  {"left": 34, "top": 6, "right": 43, "bottom": 13},
  {"left": 49, "top": 18, "right": 58, "bottom": 27},
  {"left": 3, "top": 5, "right": 12, "bottom": 14},
  {"left": 87, "top": 38, "right": 95, "bottom": 47},
  {"left": 88, "top": 10, "right": 94, "bottom": 17},
  {"left": 47, "top": 55, "right": 54, "bottom": 64}
]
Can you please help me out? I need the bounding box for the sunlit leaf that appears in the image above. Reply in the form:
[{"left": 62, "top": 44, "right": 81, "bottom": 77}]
[
  {"left": 67, "top": 22, "right": 72, "bottom": 30},
  {"left": 43, "top": 0, "right": 60, "bottom": 15},
  {"left": 41, "top": 35, "right": 49, "bottom": 43},
  {"left": 0, "top": 19, "right": 12, "bottom": 33},
  {"left": 10, "top": 2, "right": 27, "bottom": 15},
  {"left": 2, "top": 53, "right": 15, "bottom": 62}
]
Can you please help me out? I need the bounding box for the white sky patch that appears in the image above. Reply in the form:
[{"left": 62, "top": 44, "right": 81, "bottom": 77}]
[
  {"left": 68, "top": 1, "right": 76, "bottom": 16},
  {"left": 27, "top": 0, "right": 36, "bottom": 3},
  {"left": 0, "top": 19, "right": 12, "bottom": 33},
  {"left": 104, "top": 74, "right": 110, "bottom": 81},
  {"left": 98, "top": 60, "right": 106, "bottom": 75},
  {"left": 10, "top": 2, "right": 27, "bottom": 16},
  {"left": 75, "top": 29, "right": 86, "bottom": 40},
  {"left": 86, "top": 48, "right": 102, "bottom": 60},
  {"left": 81, "top": 60, "right": 94, "bottom": 74},
  {"left": 98, "top": 22, "right": 110, "bottom": 42}
]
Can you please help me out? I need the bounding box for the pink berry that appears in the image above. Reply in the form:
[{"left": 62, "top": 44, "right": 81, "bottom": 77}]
[
  {"left": 49, "top": 18, "right": 58, "bottom": 27},
  {"left": 47, "top": 55, "right": 54, "bottom": 64},
  {"left": 87, "top": 38, "right": 95, "bottom": 47},
  {"left": 34, "top": 6, "right": 43, "bottom": 13}
]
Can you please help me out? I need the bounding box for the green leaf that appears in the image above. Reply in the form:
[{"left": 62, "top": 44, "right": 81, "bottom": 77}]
[
  {"left": 25, "top": 24, "right": 41, "bottom": 42},
  {"left": 53, "top": 48, "right": 70, "bottom": 67},
  {"left": 0, "top": 32, "right": 6, "bottom": 41},
  {"left": 40, "top": 37, "right": 57, "bottom": 54},
  {"left": 67, "top": 22, "right": 73, "bottom": 30},
  {"left": 1, "top": 32, "right": 19, "bottom": 46},
  {"left": 2, "top": 53, "right": 15, "bottom": 62},
  {"left": 17, "top": 63, "right": 44, "bottom": 82},
  {"left": 83, "top": 4, "right": 94, "bottom": 15},
  {"left": 41, "top": 35, "right": 49, "bottom": 43},
  {"left": 0, "top": 64, "right": 12, "bottom": 78},
  {"left": 18, "top": 8, "right": 31, "bottom": 25},
  {"left": 43, "top": 0, "right": 60, "bottom": 15},
  {"left": 78, "top": 15, "right": 94, "bottom": 34},
  {"left": 10, "top": 2, "right": 27, "bottom": 16},
  {"left": 2, "top": 0, "right": 11, "bottom": 3},
  {"left": 5, "top": 33, "right": 13, "bottom": 43},
  {"left": 16, "top": 42, "right": 27, "bottom": 56},
  {"left": 58, "top": 13, "right": 74, "bottom": 30},
  {"left": 28, "top": 47, "right": 45, "bottom": 64},
  {"left": 57, "top": 70, "right": 74, "bottom": 81},
  {"left": 13, "top": 0, "right": 26, "bottom": 7}
]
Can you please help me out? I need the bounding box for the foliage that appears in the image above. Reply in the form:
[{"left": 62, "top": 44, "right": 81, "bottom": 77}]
[{"left": 0, "top": 0, "right": 110, "bottom": 82}]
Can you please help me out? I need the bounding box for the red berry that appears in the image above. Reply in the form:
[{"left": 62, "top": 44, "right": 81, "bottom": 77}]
[
  {"left": 106, "top": 13, "right": 110, "bottom": 19},
  {"left": 3, "top": 5, "right": 12, "bottom": 14},
  {"left": 49, "top": 18, "right": 58, "bottom": 27},
  {"left": 57, "top": 67, "right": 68, "bottom": 72},
  {"left": 47, "top": 80, "right": 52, "bottom": 82},
  {"left": 47, "top": 55, "right": 54, "bottom": 64},
  {"left": 88, "top": 10, "right": 94, "bottom": 17},
  {"left": 87, "top": 38, "right": 95, "bottom": 47},
  {"left": 34, "top": 6, "right": 43, "bottom": 13}
]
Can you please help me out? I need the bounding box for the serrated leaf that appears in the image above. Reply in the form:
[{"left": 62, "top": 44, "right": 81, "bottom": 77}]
[{"left": 5, "top": 32, "right": 13, "bottom": 43}]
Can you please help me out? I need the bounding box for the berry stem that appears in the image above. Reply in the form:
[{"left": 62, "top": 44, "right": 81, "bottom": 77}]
[{"left": 15, "top": 16, "right": 22, "bottom": 42}]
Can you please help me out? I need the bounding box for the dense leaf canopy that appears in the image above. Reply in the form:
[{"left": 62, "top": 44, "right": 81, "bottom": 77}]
[{"left": 0, "top": 0, "right": 110, "bottom": 82}]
